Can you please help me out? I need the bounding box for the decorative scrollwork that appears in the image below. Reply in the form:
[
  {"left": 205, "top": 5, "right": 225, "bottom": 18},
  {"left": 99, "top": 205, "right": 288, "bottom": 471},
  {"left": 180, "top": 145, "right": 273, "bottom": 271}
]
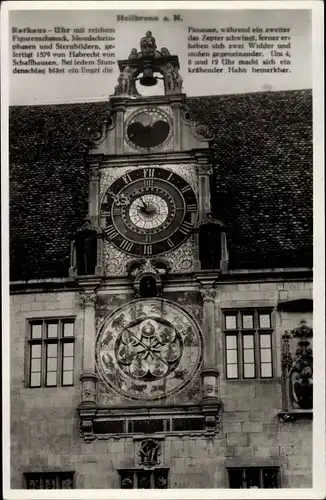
[
  {"left": 83, "top": 117, "right": 112, "bottom": 149},
  {"left": 200, "top": 288, "right": 216, "bottom": 302},
  {"left": 281, "top": 320, "right": 313, "bottom": 411},
  {"left": 80, "top": 291, "right": 97, "bottom": 308},
  {"left": 180, "top": 105, "right": 215, "bottom": 142},
  {"left": 138, "top": 439, "right": 161, "bottom": 467},
  {"left": 292, "top": 319, "right": 313, "bottom": 338},
  {"left": 281, "top": 331, "right": 293, "bottom": 370}
]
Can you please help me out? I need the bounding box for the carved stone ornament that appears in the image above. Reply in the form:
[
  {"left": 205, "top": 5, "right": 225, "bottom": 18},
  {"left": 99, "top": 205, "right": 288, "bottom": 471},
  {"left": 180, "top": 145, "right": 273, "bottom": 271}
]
[
  {"left": 95, "top": 298, "right": 204, "bottom": 401},
  {"left": 126, "top": 258, "right": 170, "bottom": 297},
  {"left": 103, "top": 234, "right": 195, "bottom": 277},
  {"left": 280, "top": 320, "right": 313, "bottom": 416},
  {"left": 113, "top": 32, "right": 183, "bottom": 97},
  {"left": 292, "top": 320, "right": 313, "bottom": 338},
  {"left": 180, "top": 105, "right": 215, "bottom": 142},
  {"left": 140, "top": 31, "right": 157, "bottom": 55},
  {"left": 114, "top": 66, "right": 140, "bottom": 97},
  {"left": 168, "top": 237, "right": 195, "bottom": 273},
  {"left": 127, "top": 257, "right": 170, "bottom": 277},
  {"left": 200, "top": 288, "right": 216, "bottom": 302},
  {"left": 204, "top": 414, "right": 220, "bottom": 433},
  {"left": 83, "top": 115, "right": 115, "bottom": 149},
  {"left": 103, "top": 242, "right": 129, "bottom": 277},
  {"left": 163, "top": 62, "right": 183, "bottom": 94},
  {"left": 281, "top": 331, "right": 293, "bottom": 371},
  {"left": 290, "top": 343, "right": 313, "bottom": 410},
  {"left": 80, "top": 291, "right": 97, "bottom": 308},
  {"left": 137, "top": 439, "right": 161, "bottom": 467}
]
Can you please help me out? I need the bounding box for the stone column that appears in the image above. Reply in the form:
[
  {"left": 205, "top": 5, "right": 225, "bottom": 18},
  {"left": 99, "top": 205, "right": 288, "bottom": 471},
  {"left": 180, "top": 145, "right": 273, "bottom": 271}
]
[
  {"left": 196, "top": 153, "right": 213, "bottom": 220},
  {"left": 194, "top": 154, "right": 213, "bottom": 271},
  {"left": 114, "top": 104, "right": 126, "bottom": 154},
  {"left": 220, "top": 231, "right": 229, "bottom": 273},
  {"left": 79, "top": 286, "right": 98, "bottom": 407},
  {"left": 171, "top": 101, "right": 182, "bottom": 151},
  {"left": 200, "top": 288, "right": 220, "bottom": 405},
  {"left": 88, "top": 166, "right": 100, "bottom": 225}
]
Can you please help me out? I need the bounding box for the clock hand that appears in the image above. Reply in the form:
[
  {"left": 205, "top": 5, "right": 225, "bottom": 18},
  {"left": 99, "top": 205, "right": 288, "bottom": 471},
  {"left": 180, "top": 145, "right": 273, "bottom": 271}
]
[
  {"left": 133, "top": 196, "right": 147, "bottom": 210},
  {"left": 120, "top": 325, "right": 149, "bottom": 351},
  {"left": 140, "top": 196, "right": 148, "bottom": 209}
]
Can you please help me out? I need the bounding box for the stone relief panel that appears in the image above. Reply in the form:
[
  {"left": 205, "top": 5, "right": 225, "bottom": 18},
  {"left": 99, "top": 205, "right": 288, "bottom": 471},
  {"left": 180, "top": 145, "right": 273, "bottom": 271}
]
[
  {"left": 103, "top": 241, "right": 130, "bottom": 277},
  {"left": 103, "top": 237, "right": 195, "bottom": 276},
  {"left": 168, "top": 236, "right": 195, "bottom": 274},
  {"left": 95, "top": 298, "right": 203, "bottom": 403},
  {"left": 165, "top": 290, "right": 203, "bottom": 324}
]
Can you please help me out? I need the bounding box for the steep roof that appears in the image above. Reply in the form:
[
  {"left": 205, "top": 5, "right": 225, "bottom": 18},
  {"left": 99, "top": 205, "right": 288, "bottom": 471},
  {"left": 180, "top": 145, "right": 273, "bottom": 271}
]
[{"left": 9, "top": 89, "right": 312, "bottom": 281}]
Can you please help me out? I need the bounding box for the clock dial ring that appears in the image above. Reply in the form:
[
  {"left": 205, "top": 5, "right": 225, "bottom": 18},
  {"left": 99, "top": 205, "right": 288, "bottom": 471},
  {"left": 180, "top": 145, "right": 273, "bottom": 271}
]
[
  {"left": 126, "top": 193, "right": 173, "bottom": 232},
  {"left": 120, "top": 184, "right": 178, "bottom": 236},
  {"left": 101, "top": 167, "right": 198, "bottom": 256}
]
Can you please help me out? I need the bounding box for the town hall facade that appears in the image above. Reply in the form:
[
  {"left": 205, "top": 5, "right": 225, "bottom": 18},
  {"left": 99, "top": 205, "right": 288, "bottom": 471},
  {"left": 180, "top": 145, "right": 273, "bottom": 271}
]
[{"left": 10, "top": 32, "right": 313, "bottom": 489}]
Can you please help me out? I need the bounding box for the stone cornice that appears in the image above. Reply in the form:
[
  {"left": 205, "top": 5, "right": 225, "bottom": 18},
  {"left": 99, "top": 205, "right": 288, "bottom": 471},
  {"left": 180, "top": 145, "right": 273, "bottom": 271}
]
[{"left": 9, "top": 268, "right": 312, "bottom": 293}]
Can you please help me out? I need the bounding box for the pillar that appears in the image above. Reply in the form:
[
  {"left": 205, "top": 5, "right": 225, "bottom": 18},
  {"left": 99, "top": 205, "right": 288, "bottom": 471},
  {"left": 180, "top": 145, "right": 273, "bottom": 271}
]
[
  {"left": 114, "top": 104, "right": 126, "bottom": 154},
  {"left": 194, "top": 153, "right": 213, "bottom": 271},
  {"left": 196, "top": 153, "right": 213, "bottom": 220},
  {"left": 171, "top": 100, "right": 182, "bottom": 151},
  {"left": 79, "top": 285, "right": 99, "bottom": 407},
  {"left": 220, "top": 231, "right": 229, "bottom": 273},
  {"left": 200, "top": 287, "right": 220, "bottom": 405},
  {"left": 88, "top": 166, "right": 100, "bottom": 225}
]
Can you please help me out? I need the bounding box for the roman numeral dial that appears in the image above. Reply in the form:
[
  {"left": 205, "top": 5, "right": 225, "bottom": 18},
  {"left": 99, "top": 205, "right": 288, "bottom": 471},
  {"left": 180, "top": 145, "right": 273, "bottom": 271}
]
[{"left": 101, "top": 167, "right": 198, "bottom": 256}]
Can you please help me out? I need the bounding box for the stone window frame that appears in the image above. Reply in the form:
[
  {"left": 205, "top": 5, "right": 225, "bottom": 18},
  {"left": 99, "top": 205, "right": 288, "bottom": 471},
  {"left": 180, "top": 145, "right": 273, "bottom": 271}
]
[
  {"left": 27, "top": 317, "right": 75, "bottom": 388},
  {"left": 223, "top": 308, "right": 274, "bottom": 380},
  {"left": 118, "top": 468, "right": 169, "bottom": 489},
  {"left": 24, "top": 471, "right": 74, "bottom": 489},
  {"left": 227, "top": 466, "right": 280, "bottom": 488}
]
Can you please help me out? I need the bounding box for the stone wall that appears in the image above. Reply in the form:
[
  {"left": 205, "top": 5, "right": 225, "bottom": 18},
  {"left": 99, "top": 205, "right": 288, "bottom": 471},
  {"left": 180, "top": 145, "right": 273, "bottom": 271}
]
[{"left": 10, "top": 279, "right": 312, "bottom": 488}]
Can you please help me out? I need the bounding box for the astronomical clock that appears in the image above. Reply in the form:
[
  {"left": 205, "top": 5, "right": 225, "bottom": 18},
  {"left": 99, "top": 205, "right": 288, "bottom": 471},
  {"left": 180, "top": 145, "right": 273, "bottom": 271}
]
[
  {"left": 100, "top": 166, "right": 197, "bottom": 257},
  {"left": 76, "top": 33, "right": 222, "bottom": 442},
  {"left": 96, "top": 298, "right": 203, "bottom": 402}
]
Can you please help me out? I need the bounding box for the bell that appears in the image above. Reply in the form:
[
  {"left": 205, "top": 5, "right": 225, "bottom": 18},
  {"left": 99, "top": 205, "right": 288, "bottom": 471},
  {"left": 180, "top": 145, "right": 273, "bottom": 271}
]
[{"left": 139, "top": 65, "right": 157, "bottom": 86}]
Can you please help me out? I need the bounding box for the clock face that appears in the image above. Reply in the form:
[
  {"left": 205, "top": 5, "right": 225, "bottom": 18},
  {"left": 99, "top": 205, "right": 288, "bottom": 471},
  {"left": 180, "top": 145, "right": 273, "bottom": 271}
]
[
  {"left": 125, "top": 109, "right": 172, "bottom": 151},
  {"left": 95, "top": 298, "right": 204, "bottom": 401},
  {"left": 101, "top": 167, "right": 197, "bottom": 256}
]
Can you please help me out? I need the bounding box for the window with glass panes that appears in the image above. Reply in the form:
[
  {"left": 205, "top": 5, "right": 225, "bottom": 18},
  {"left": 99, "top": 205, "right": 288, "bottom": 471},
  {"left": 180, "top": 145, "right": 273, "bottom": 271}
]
[
  {"left": 228, "top": 467, "right": 279, "bottom": 488},
  {"left": 28, "top": 318, "right": 75, "bottom": 388},
  {"left": 119, "top": 470, "right": 169, "bottom": 489},
  {"left": 24, "top": 472, "right": 74, "bottom": 489},
  {"left": 224, "top": 310, "right": 273, "bottom": 379}
]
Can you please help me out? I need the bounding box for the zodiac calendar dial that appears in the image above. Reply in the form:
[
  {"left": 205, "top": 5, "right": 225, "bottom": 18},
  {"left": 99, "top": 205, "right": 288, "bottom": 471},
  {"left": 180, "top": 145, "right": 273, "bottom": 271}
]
[
  {"left": 100, "top": 167, "right": 198, "bottom": 256},
  {"left": 96, "top": 299, "right": 204, "bottom": 401}
]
